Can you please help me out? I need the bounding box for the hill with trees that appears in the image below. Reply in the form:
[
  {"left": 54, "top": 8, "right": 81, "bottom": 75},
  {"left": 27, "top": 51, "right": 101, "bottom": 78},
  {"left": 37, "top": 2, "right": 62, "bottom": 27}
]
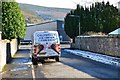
[
  {"left": 2, "top": 3, "right": 71, "bottom": 26},
  {"left": 18, "top": 3, "right": 71, "bottom": 24}
]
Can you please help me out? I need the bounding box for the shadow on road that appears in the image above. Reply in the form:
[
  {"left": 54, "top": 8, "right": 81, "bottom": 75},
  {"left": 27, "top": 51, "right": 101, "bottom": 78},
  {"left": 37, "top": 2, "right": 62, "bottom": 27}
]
[{"left": 60, "top": 49, "right": 120, "bottom": 80}]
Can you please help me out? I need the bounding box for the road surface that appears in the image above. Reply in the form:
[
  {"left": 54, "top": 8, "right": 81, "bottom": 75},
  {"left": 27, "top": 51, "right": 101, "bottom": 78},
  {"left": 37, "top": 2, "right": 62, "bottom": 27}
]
[{"left": 1, "top": 44, "right": 120, "bottom": 80}]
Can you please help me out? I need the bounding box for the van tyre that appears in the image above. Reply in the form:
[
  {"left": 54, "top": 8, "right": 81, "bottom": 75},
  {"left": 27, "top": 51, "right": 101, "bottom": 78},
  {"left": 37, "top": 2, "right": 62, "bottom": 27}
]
[
  {"left": 32, "top": 56, "right": 38, "bottom": 65},
  {"left": 40, "top": 59, "right": 45, "bottom": 64},
  {"left": 55, "top": 57, "right": 59, "bottom": 62}
]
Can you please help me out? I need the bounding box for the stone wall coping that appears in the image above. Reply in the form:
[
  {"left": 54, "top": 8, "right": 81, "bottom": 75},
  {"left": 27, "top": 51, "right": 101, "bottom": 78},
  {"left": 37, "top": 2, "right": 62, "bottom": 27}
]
[
  {"left": 77, "top": 35, "right": 120, "bottom": 38},
  {"left": 0, "top": 39, "right": 17, "bottom": 43}
]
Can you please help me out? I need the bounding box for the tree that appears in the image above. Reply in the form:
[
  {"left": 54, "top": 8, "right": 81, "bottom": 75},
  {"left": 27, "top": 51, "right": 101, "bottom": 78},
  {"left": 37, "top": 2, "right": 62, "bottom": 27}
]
[
  {"left": 2, "top": 0, "right": 26, "bottom": 40},
  {"left": 64, "top": 1, "right": 119, "bottom": 37},
  {"left": 101, "top": 2, "right": 118, "bottom": 33},
  {"left": 64, "top": 13, "right": 79, "bottom": 42}
]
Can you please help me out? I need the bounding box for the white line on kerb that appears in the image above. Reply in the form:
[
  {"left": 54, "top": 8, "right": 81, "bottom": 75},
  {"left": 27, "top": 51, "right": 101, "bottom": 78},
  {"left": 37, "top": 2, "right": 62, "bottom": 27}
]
[{"left": 31, "top": 65, "right": 36, "bottom": 80}]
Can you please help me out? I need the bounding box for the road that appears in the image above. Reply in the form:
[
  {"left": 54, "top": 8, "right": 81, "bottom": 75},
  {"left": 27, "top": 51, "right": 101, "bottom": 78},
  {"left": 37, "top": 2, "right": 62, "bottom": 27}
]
[{"left": 1, "top": 44, "right": 120, "bottom": 80}]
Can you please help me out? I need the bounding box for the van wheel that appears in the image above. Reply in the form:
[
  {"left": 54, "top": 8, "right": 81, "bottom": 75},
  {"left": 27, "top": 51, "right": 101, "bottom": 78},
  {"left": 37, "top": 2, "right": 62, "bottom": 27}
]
[
  {"left": 55, "top": 57, "right": 59, "bottom": 62},
  {"left": 32, "top": 56, "right": 38, "bottom": 65},
  {"left": 40, "top": 59, "right": 45, "bottom": 64}
]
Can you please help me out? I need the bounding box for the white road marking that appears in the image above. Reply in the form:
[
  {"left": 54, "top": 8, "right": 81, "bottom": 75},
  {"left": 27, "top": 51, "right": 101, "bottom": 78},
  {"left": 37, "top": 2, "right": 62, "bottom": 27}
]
[
  {"left": 38, "top": 63, "right": 42, "bottom": 66},
  {"left": 31, "top": 63, "right": 42, "bottom": 79},
  {"left": 31, "top": 65, "right": 36, "bottom": 80}
]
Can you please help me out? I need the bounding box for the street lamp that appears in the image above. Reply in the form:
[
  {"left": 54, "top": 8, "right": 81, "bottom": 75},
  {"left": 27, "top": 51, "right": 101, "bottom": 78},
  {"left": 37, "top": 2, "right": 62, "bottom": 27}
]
[{"left": 69, "top": 15, "right": 81, "bottom": 35}]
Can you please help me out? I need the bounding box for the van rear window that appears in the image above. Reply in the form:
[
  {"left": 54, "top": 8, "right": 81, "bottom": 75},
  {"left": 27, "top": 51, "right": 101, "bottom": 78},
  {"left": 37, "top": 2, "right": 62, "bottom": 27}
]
[{"left": 34, "top": 31, "right": 59, "bottom": 44}]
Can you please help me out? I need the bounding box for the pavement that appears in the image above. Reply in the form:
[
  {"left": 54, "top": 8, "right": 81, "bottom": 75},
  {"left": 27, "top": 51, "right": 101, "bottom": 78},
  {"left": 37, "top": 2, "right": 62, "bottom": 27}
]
[{"left": 64, "top": 49, "right": 120, "bottom": 67}]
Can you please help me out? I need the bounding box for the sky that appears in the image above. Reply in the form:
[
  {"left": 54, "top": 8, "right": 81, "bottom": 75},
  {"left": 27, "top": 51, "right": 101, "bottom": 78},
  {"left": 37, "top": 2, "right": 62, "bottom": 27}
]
[{"left": 16, "top": 0, "right": 120, "bottom": 9}]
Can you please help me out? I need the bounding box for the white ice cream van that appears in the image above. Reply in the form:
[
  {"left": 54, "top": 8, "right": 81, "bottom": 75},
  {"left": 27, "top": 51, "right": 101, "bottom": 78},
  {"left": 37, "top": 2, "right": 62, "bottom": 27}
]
[{"left": 31, "top": 31, "right": 61, "bottom": 65}]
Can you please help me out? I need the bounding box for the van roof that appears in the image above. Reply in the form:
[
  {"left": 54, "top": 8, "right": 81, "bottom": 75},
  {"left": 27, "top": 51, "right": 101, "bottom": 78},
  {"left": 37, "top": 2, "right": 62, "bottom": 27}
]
[{"left": 34, "top": 31, "right": 58, "bottom": 33}]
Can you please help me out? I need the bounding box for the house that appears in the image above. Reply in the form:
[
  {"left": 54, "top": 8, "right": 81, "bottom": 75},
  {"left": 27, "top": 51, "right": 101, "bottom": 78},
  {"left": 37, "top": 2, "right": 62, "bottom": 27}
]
[
  {"left": 25, "top": 20, "right": 71, "bottom": 43},
  {"left": 108, "top": 28, "right": 120, "bottom": 37},
  {"left": 118, "top": 1, "right": 120, "bottom": 11}
]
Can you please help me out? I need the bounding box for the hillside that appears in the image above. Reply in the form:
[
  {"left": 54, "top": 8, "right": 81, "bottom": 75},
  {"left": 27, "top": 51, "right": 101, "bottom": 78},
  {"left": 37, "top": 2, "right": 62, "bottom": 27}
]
[
  {"left": 21, "top": 10, "right": 44, "bottom": 24},
  {"left": 18, "top": 3, "right": 71, "bottom": 24}
]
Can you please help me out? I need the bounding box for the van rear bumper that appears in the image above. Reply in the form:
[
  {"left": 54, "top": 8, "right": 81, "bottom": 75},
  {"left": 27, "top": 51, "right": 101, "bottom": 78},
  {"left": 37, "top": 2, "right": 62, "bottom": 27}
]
[{"left": 36, "top": 56, "right": 59, "bottom": 59}]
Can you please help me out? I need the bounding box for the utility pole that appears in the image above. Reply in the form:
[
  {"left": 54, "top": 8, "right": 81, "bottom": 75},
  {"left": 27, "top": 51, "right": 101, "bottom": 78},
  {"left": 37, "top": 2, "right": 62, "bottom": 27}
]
[{"left": 78, "top": 19, "right": 80, "bottom": 36}]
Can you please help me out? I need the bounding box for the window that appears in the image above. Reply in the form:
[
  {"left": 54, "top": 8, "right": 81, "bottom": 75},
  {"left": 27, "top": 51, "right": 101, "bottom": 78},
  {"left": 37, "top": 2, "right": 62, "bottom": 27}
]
[{"left": 62, "top": 24, "right": 64, "bottom": 29}]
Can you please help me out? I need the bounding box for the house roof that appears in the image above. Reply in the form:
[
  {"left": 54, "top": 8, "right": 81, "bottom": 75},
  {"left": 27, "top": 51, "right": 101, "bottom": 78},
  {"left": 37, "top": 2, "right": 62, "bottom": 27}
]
[
  {"left": 27, "top": 20, "right": 64, "bottom": 27},
  {"left": 109, "top": 28, "right": 120, "bottom": 35}
]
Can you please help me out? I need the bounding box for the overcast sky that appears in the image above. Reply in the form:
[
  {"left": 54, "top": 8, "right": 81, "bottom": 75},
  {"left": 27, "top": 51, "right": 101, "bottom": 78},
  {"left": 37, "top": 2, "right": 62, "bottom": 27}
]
[{"left": 16, "top": 0, "right": 120, "bottom": 9}]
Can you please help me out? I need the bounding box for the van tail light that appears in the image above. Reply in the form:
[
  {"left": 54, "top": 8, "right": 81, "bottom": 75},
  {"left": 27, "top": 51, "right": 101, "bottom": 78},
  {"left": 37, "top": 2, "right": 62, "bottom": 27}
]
[
  {"left": 33, "top": 45, "right": 44, "bottom": 54},
  {"left": 51, "top": 44, "right": 61, "bottom": 54},
  {"left": 33, "top": 45, "right": 37, "bottom": 54},
  {"left": 57, "top": 44, "right": 61, "bottom": 53},
  {"left": 39, "top": 45, "right": 44, "bottom": 52}
]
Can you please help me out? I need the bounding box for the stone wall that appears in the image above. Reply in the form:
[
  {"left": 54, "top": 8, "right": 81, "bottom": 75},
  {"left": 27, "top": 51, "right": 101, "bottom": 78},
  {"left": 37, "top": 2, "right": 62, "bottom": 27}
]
[
  {"left": 0, "top": 39, "right": 18, "bottom": 72},
  {"left": 71, "top": 36, "right": 120, "bottom": 57}
]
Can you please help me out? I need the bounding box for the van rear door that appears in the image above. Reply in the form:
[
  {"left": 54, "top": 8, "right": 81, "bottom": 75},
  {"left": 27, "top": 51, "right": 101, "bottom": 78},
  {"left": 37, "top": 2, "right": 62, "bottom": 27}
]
[{"left": 33, "top": 31, "right": 60, "bottom": 57}]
